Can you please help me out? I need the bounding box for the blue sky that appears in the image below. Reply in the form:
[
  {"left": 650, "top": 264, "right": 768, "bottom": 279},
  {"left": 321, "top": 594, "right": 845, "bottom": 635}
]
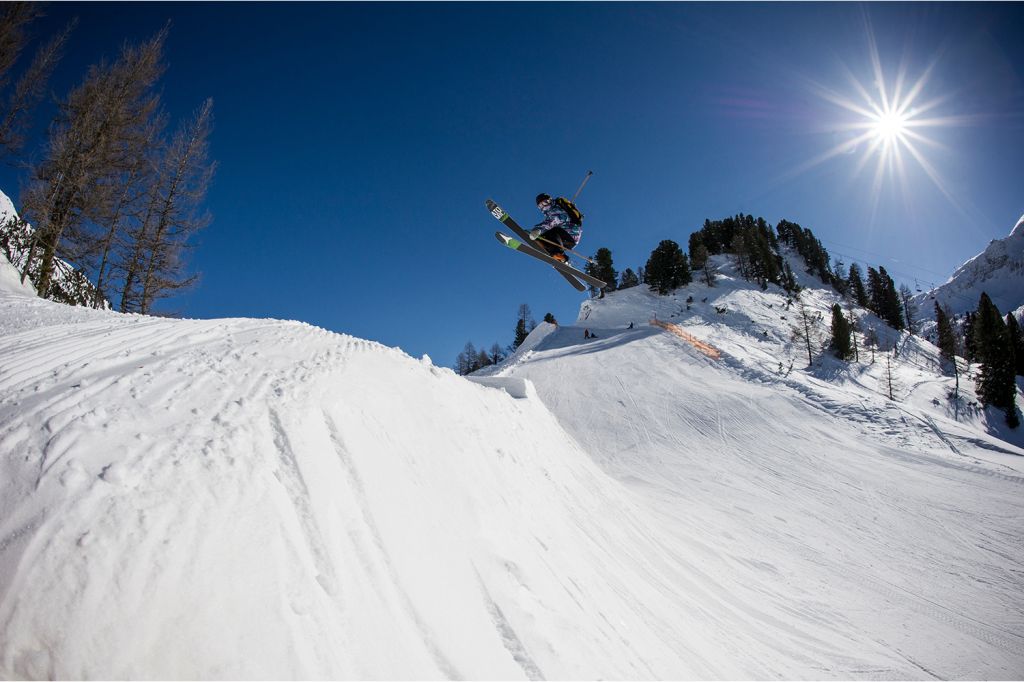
[{"left": 3, "top": 2, "right": 1022, "bottom": 366}]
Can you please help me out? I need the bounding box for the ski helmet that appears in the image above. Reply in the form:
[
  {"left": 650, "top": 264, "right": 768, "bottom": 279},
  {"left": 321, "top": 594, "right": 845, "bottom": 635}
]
[{"left": 535, "top": 193, "right": 552, "bottom": 206}]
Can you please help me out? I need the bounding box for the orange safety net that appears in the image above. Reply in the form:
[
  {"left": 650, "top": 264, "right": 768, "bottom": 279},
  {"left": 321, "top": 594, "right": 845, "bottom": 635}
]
[{"left": 650, "top": 319, "right": 722, "bottom": 360}]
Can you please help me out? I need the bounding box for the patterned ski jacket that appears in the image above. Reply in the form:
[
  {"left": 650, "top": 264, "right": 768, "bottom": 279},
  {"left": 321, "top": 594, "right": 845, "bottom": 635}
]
[{"left": 534, "top": 202, "right": 582, "bottom": 245}]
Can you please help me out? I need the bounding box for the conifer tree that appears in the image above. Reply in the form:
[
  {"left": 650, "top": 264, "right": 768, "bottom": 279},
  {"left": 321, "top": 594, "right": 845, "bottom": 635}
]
[
  {"left": 935, "top": 302, "right": 957, "bottom": 364},
  {"left": 454, "top": 341, "right": 477, "bottom": 375},
  {"left": 514, "top": 318, "right": 529, "bottom": 349},
  {"left": 688, "top": 232, "right": 706, "bottom": 260},
  {"left": 846, "top": 303, "right": 860, "bottom": 362},
  {"left": 513, "top": 303, "right": 533, "bottom": 349},
  {"left": 746, "top": 220, "right": 780, "bottom": 289},
  {"left": 780, "top": 261, "right": 799, "bottom": 294},
  {"left": 690, "top": 243, "right": 716, "bottom": 287},
  {"left": 962, "top": 311, "right": 976, "bottom": 363},
  {"left": 866, "top": 266, "right": 903, "bottom": 330},
  {"left": 832, "top": 259, "right": 848, "bottom": 297},
  {"left": 730, "top": 232, "right": 749, "bottom": 280},
  {"left": 847, "top": 263, "right": 868, "bottom": 308},
  {"left": 974, "top": 293, "right": 1019, "bottom": 427},
  {"left": 619, "top": 268, "right": 639, "bottom": 289},
  {"left": 866, "top": 267, "right": 883, "bottom": 316},
  {"left": 586, "top": 247, "right": 617, "bottom": 292},
  {"left": 878, "top": 267, "right": 904, "bottom": 330},
  {"left": 830, "top": 304, "right": 853, "bottom": 360},
  {"left": 899, "top": 283, "right": 917, "bottom": 335},
  {"left": 645, "top": 240, "right": 691, "bottom": 295},
  {"left": 489, "top": 342, "right": 504, "bottom": 365},
  {"left": 1006, "top": 313, "right": 1024, "bottom": 377},
  {"left": 774, "top": 218, "right": 832, "bottom": 284}
]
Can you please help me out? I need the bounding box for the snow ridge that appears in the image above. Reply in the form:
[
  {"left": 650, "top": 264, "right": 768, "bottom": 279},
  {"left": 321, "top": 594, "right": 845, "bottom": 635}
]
[
  {"left": 0, "top": 288, "right": 742, "bottom": 679},
  {"left": 913, "top": 213, "right": 1024, "bottom": 317},
  {"left": 1, "top": 249, "right": 1023, "bottom": 679}
]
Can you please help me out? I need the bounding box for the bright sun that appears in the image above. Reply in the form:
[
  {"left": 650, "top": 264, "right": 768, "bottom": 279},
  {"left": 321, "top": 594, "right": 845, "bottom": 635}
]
[
  {"left": 872, "top": 109, "right": 908, "bottom": 142},
  {"left": 786, "top": 12, "right": 974, "bottom": 223}
]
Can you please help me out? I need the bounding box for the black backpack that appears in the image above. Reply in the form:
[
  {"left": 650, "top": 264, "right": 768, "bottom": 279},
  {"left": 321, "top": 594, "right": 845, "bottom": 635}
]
[{"left": 554, "top": 197, "right": 584, "bottom": 227}]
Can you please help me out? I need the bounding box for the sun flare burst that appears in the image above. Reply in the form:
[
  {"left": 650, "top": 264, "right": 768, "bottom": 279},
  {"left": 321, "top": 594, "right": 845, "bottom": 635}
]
[
  {"left": 872, "top": 108, "right": 909, "bottom": 142},
  {"left": 781, "top": 13, "right": 979, "bottom": 223}
]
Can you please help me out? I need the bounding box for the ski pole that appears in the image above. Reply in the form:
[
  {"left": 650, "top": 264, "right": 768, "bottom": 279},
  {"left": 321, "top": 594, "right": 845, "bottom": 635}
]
[
  {"left": 533, "top": 235, "right": 595, "bottom": 264},
  {"left": 571, "top": 170, "right": 593, "bottom": 202}
]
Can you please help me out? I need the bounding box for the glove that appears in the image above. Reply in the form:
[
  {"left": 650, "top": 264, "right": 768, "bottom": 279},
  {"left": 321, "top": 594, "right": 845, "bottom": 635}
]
[{"left": 530, "top": 228, "right": 542, "bottom": 240}]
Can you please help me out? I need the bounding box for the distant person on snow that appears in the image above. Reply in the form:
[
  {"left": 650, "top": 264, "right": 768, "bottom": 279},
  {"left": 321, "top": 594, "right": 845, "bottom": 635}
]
[{"left": 530, "top": 193, "right": 582, "bottom": 264}]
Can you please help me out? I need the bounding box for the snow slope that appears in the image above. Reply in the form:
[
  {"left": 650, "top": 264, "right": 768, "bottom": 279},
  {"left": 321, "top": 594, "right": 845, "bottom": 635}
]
[
  {"left": 0, "top": 189, "right": 84, "bottom": 304},
  {"left": 913, "top": 213, "right": 1024, "bottom": 319},
  {"left": 0, "top": 191, "right": 37, "bottom": 296},
  {"left": 0, "top": 191, "right": 33, "bottom": 297},
  {"left": 0, "top": 189, "right": 15, "bottom": 223},
  {"left": 3, "top": 247, "right": 1024, "bottom": 679},
  {"left": 482, "top": 257, "right": 1024, "bottom": 679},
  {"left": 0, "top": 254, "right": 758, "bottom": 679}
]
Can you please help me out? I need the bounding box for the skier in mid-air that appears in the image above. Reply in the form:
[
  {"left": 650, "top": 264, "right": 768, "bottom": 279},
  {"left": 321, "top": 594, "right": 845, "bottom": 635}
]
[
  {"left": 487, "top": 190, "right": 603, "bottom": 291},
  {"left": 530, "top": 193, "right": 582, "bottom": 264}
]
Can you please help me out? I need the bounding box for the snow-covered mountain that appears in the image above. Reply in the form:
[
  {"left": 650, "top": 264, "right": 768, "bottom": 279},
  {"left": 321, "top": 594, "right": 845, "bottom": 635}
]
[
  {"left": 1, "top": 243, "right": 1023, "bottom": 679},
  {"left": 0, "top": 189, "right": 16, "bottom": 222},
  {"left": 913, "top": 213, "right": 1024, "bottom": 320},
  {"left": 0, "top": 189, "right": 96, "bottom": 305},
  {"left": 1, "top": 190, "right": 28, "bottom": 268}
]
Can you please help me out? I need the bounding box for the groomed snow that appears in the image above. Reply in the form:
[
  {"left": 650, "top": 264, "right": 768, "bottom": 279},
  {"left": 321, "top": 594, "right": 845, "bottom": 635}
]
[
  {"left": 2, "top": 247, "right": 1023, "bottom": 679},
  {"left": 484, "top": 256, "right": 1024, "bottom": 679}
]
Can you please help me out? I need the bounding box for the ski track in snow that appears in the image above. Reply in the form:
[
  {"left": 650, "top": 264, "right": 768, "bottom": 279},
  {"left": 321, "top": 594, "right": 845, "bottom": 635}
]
[
  {"left": 474, "top": 570, "right": 546, "bottom": 681},
  {"left": 319, "top": 410, "right": 464, "bottom": 680}
]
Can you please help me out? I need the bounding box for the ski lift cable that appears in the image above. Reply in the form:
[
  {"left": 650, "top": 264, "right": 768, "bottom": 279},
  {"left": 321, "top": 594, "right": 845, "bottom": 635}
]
[
  {"left": 809, "top": 245, "right": 983, "bottom": 309},
  {"left": 817, "top": 237, "right": 952, "bottom": 281}
]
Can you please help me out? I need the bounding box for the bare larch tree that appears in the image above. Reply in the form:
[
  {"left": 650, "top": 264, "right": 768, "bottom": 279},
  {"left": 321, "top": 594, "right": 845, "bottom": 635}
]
[
  {"left": 21, "top": 27, "right": 167, "bottom": 298},
  {"left": 122, "top": 97, "right": 215, "bottom": 314},
  {"left": 0, "top": 4, "right": 74, "bottom": 158}
]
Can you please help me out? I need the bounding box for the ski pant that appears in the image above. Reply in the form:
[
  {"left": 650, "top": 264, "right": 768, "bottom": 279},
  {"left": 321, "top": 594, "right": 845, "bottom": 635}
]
[{"left": 538, "top": 227, "right": 577, "bottom": 256}]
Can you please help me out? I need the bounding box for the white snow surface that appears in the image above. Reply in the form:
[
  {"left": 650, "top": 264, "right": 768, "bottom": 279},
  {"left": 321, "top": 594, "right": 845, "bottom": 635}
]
[
  {"left": 0, "top": 193, "right": 32, "bottom": 300},
  {"left": 913, "top": 213, "right": 1024, "bottom": 319},
  {"left": 0, "top": 190, "right": 15, "bottom": 223},
  {"left": 0, "top": 191, "right": 34, "bottom": 298},
  {"left": 0, "top": 189, "right": 78, "bottom": 302},
  {"left": 2, "top": 250, "right": 1024, "bottom": 679}
]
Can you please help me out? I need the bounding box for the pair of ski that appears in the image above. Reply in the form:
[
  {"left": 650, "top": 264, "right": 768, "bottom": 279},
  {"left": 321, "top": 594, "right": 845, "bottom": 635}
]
[{"left": 487, "top": 199, "right": 606, "bottom": 292}]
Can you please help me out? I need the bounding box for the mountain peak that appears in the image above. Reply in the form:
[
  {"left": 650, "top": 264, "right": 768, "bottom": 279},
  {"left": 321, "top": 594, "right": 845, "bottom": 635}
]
[
  {"left": 914, "top": 214, "right": 1024, "bottom": 317},
  {"left": 1012, "top": 213, "right": 1024, "bottom": 238}
]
